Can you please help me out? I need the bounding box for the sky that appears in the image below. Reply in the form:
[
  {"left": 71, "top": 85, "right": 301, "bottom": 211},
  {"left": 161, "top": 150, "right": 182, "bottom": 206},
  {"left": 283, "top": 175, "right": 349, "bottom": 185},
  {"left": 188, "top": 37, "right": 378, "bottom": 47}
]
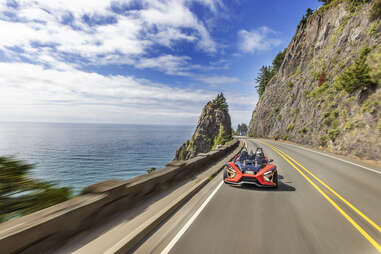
[{"left": 0, "top": 0, "right": 321, "bottom": 127}]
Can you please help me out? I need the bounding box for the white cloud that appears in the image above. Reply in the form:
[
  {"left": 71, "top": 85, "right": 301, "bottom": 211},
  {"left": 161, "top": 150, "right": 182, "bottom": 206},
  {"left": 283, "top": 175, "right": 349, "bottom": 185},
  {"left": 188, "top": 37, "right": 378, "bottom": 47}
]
[
  {"left": 238, "top": 26, "right": 282, "bottom": 53},
  {"left": 0, "top": 0, "right": 220, "bottom": 69},
  {"left": 196, "top": 75, "right": 241, "bottom": 86},
  {"left": 0, "top": 62, "right": 217, "bottom": 124},
  {"left": 135, "top": 55, "right": 192, "bottom": 75}
]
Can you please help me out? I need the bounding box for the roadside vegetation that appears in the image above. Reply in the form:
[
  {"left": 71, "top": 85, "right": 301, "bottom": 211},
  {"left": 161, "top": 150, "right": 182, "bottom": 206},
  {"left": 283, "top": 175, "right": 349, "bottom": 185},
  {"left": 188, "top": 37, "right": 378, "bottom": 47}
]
[{"left": 0, "top": 157, "right": 72, "bottom": 223}]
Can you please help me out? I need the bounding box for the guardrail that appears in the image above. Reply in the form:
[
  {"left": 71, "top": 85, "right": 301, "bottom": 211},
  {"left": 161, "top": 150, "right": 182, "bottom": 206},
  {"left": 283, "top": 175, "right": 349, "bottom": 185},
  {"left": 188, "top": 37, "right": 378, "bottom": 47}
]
[{"left": 0, "top": 139, "right": 240, "bottom": 254}]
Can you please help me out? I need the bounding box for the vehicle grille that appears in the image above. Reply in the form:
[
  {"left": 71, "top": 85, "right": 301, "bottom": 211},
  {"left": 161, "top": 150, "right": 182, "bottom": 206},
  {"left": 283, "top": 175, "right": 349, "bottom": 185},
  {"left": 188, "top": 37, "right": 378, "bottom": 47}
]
[{"left": 240, "top": 176, "right": 259, "bottom": 184}]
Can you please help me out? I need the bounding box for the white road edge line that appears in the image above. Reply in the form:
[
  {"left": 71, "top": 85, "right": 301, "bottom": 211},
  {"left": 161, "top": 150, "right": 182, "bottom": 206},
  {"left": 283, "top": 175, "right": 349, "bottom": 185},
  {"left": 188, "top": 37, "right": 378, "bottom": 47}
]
[
  {"left": 161, "top": 180, "right": 224, "bottom": 254},
  {"left": 267, "top": 139, "right": 381, "bottom": 175}
]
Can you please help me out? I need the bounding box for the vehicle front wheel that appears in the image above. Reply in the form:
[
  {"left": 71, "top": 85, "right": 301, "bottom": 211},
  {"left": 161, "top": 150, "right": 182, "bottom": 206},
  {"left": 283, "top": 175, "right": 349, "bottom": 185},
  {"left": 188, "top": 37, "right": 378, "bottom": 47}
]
[
  {"left": 273, "top": 171, "right": 278, "bottom": 189},
  {"left": 223, "top": 169, "right": 228, "bottom": 181}
]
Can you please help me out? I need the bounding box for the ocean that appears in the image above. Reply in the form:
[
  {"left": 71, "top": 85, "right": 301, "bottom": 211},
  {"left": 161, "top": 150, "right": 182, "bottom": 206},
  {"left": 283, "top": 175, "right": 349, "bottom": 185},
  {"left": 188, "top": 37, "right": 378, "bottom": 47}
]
[{"left": 0, "top": 122, "right": 194, "bottom": 193}]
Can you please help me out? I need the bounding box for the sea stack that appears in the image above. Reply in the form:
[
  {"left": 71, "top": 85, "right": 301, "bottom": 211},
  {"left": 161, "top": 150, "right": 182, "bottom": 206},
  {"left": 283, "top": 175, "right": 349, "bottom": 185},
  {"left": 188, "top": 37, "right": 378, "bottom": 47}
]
[{"left": 175, "top": 93, "right": 232, "bottom": 160}]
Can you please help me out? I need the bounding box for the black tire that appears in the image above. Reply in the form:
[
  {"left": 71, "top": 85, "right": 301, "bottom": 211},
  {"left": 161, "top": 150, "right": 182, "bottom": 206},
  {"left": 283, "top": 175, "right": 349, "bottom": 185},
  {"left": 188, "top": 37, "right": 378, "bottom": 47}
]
[
  {"left": 273, "top": 171, "right": 279, "bottom": 189},
  {"left": 223, "top": 169, "right": 228, "bottom": 181}
]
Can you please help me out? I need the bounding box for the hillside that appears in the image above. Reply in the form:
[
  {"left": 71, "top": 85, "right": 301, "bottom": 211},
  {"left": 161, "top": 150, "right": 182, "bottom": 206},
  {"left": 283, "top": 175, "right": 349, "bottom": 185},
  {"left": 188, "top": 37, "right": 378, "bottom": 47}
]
[
  {"left": 248, "top": 0, "right": 381, "bottom": 160},
  {"left": 175, "top": 93, "right": 232, "bottom": 160}
]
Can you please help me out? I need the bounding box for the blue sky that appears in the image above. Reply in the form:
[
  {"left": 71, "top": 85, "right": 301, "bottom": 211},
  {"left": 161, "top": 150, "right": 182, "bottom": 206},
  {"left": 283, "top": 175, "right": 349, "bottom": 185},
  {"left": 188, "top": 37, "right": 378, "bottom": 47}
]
[{"left": 0, "top": 0, "right": 321, "bottom": 127}]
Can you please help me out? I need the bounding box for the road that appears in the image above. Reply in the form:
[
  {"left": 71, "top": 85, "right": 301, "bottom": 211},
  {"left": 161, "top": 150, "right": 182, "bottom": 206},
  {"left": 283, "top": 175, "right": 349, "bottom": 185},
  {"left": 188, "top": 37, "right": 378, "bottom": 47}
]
[{"left": 133, "top": 138, "right": 381, "bottom": 254}]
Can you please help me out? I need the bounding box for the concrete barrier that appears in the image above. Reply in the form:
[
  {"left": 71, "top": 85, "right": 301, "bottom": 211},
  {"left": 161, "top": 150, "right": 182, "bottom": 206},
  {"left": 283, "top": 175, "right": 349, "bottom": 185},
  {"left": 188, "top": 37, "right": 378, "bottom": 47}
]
[{"left": 0, "top": 139, "right": 240, "bottom": 254}]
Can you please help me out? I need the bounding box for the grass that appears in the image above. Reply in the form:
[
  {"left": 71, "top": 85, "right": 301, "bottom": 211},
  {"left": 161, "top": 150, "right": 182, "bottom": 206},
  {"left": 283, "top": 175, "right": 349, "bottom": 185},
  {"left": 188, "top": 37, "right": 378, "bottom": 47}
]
[
  {"left": 361, "top": 99, "right": 379, "bottom": 113},
  {"left": 287, "top": 122, "right": 295, "bottom": 132},
  {"left": 369, "top": 0, "right": 381, "bottom": 21},
  {"left": 308, "top": 82, "right": 329, "bottom": 99}
]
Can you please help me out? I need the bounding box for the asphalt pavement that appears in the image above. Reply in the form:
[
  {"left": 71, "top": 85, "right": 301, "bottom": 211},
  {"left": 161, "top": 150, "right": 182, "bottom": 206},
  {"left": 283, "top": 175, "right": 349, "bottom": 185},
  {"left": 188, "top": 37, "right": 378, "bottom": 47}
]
[{"left": 134, "top": 138, "right": 381, "bottom": 254}]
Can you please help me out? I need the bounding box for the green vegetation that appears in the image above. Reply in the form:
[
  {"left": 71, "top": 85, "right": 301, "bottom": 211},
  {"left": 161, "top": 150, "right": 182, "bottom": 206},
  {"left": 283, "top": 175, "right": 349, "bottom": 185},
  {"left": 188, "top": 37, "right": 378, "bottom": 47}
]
[
  {"left": 255, "top": 49, "right": 286, "bottom": 97},
  {"left": 298, "top": 8, "right": 314, "bottom": 30},
  {"left": 288, "top": 81, "right": 294, "bottom": 89},
  {"left": 323, "top": 110, "right": 339, "bottom": 127},
  {"left": 369, "top": 0, "right": 381, "bottom": 21},
  {"left": 147, "top": 167, "right": 156, "bottom": 174},
  {"left": 235, "top": 123, "right": 248, "bottom": 136},
  {"left": 212, "top": 93, "right": 228, "bottom": 111},
  {"left": 344, "top": 121, "right": 360, "bottom": 130},
  {"left": 361, "top": 99, "right": 379, "bottom": 113},
  {"left": 212, "top": 124, "right": 231, "bottom": 149},
  {"left": 334, "top": 47, "right": 375, "bottom": 93},
  {"left": 0, "top": 157, "right": 72, "bottom": 222},
  {"left": 281, "top": 135, "right": 289, "bottom": 140},
  {"left": 327, "top": 129, "right": 340, "bottom": 141},
  {"left": 308, "top": 82, "right": 329, "bottom": 99},
  {"left": 287, "top": 122, "right": 295, "bottom": 132},
  {"left": 368, "top": 22, "right": 379, "bottom": 36}
]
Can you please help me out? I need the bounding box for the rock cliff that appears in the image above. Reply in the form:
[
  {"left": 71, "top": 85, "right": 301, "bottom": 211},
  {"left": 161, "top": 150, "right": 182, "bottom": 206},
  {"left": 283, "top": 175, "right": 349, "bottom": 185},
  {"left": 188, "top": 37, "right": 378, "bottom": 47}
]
[
  {"left": 248, "top": 0, "right": 381, "bottom": 160},
  {"left": 175, "top": 93, "right": 232, "bottom": 160}
]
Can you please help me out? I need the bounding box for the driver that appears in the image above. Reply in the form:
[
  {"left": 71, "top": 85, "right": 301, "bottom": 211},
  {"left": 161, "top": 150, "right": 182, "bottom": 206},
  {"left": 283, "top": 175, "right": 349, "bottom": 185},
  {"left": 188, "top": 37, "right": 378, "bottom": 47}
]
[{"left": 254, "top": 149, "right": 266, "bottom": 166}]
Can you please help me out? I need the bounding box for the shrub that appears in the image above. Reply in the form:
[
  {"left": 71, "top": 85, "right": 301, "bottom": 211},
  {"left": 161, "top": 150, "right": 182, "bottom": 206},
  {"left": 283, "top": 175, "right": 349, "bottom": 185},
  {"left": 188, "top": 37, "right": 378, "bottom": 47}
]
[
  {"left": 328, "top": 129, "right": 340, "bottom": 141},
  {"left": 147, "top": 167, "right": 156, "bottom": 174},
  {"left": 281, "top": 135, "right": 289, "bottom": 140},
  {"left": 288, "top": 81, "right": 294, "bottom": 88},
  {"left": 377, "top": 119, "right": 381, "bottom": 136},
  {"left": 335, "top": 47, "right": 374, "bottom": 93},
  {"left": 369, "top": 0, "right": 381, "bottom": 21}
]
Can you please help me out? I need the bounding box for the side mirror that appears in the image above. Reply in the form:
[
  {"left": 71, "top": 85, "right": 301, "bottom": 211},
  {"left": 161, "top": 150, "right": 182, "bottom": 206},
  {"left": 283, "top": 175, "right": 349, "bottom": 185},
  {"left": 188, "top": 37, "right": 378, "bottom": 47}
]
[{"left": 269, "top": 159, "right": 274, "bottom": 163}]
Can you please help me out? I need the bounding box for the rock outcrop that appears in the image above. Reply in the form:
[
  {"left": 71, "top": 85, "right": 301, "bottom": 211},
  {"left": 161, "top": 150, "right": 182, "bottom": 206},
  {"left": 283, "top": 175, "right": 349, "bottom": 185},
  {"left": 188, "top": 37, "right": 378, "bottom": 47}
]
[
  {"left": 175, "top": 93, "right": 232, "bottom": 160},
  {"left": 248, "top": 0, "right": 381, "bottom": 160}
]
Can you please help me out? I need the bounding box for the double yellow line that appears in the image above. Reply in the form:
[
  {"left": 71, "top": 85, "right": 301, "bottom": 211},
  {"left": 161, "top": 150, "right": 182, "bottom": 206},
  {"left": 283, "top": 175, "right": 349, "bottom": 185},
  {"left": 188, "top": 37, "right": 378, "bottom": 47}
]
[{"left": 257, "top": 140, "right": 381, "bottom": 253}]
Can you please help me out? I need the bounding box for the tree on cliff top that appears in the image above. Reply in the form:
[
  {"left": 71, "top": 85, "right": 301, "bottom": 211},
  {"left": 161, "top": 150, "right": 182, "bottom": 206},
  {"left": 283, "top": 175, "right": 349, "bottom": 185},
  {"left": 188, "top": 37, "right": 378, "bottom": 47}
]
[
  {"left": 0, "top": 156, "right": 72, "bottom": 222},
  {"left": 255, "top": 49, "right": 287, "bottom": 97},
  {"left": 212, "top": 92, "right": 228, "bottom": 111}
]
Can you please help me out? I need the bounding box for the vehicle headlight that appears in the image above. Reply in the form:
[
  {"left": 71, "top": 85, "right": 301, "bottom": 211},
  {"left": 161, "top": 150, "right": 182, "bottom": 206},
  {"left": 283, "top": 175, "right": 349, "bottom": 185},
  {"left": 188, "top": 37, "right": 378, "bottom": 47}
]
[{"left": 226, "top": 165, "right": 236, "bottom": 178}]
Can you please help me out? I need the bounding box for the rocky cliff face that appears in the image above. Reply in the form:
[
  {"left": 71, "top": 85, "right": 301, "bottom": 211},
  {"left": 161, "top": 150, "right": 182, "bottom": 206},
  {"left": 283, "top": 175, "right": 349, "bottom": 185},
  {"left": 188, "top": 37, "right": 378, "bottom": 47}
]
[
  {"left": 248, "top": 0, "right": 381, "bottom": 160},
  {"left": 175, "top": 94, "right": 232, "bottom": 160}
]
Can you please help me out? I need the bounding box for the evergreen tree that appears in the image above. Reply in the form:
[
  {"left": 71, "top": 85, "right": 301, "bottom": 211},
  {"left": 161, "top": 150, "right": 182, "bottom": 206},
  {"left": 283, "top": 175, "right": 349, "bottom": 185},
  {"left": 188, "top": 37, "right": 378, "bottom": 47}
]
[
  {"left": 213, "top": 92, "right": 228, "bottom": 111},
  {"left": 255, "top": 66, "right": 273, "bottom": 97}
]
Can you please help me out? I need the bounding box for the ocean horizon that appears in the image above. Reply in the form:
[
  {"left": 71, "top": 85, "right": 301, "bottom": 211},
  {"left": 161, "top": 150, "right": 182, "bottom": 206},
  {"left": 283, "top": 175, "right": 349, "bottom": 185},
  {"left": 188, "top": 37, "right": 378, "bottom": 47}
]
[{"left": 0, "top": 122, "right": 194, "bottom": 193}]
